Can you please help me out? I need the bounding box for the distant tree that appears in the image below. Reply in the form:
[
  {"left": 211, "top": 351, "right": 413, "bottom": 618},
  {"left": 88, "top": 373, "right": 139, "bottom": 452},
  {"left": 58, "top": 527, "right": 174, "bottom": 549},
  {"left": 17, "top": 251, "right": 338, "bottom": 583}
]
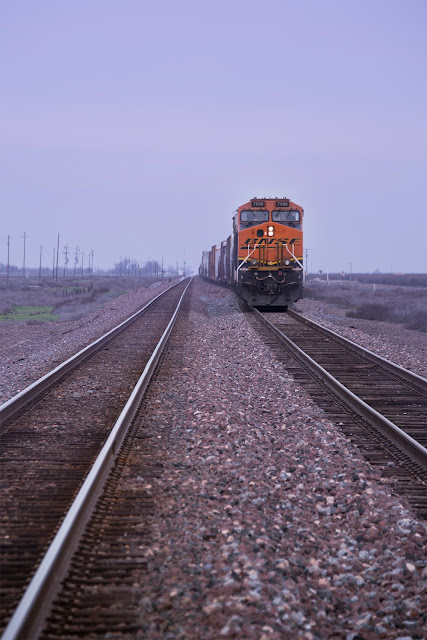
[
  {"left": 0, "top": 262, "right": 19, "bottom": 274},
  {"left": 110, "top": 258, "right": 161, "bottom": 278},
  {"left": 143, "top": 260, "right": 160, "bottom": 277}
]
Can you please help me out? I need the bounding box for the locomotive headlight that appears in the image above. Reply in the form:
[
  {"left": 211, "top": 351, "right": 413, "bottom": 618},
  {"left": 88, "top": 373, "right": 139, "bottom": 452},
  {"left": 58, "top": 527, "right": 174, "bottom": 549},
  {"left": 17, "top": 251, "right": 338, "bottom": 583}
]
[
  {"left": 251, "top": 259, "right": 258, "bottom": 266},
  {"left": 267, "top": 225, "right": 274, "bottom": 236},
  {"left": 285, "top": 259, "right": 290, "bottom": 266}
]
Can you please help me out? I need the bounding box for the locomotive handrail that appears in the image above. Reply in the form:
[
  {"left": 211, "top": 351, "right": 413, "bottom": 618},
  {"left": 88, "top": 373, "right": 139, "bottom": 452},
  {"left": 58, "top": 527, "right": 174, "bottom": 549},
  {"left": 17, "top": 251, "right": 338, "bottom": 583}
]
[
  {"left": 284, "top": 243, "right": 304, "bottom": 269},
  {"left": 236, "top": 243, "right": 260, "bottom": 271},
  {"left": 237, "top": 242, "right": 303, "bottom": 272}
]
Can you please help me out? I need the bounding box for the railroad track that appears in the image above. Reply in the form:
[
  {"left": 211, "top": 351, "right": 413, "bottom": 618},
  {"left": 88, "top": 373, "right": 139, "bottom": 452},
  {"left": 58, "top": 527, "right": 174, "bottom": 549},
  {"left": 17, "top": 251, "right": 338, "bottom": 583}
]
[
  {"left": 0, "top": 278, "right": 192, "bottom": 640},
  {"left": 247, "top": 306, "right": 427, "bottom": 517}
]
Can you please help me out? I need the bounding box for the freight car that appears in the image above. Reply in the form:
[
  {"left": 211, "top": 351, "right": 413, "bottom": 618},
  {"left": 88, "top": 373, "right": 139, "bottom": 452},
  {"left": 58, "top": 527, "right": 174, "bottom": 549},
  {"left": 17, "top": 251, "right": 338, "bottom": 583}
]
[{"left": 200, "top": 197, "right": 304, "bottom": 308}]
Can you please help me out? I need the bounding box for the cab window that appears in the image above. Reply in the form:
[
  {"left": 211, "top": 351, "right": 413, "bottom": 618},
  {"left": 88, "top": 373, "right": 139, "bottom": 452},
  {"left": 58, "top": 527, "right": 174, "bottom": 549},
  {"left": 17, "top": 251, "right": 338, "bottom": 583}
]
[
  {"left": 272, "top": 210, "right": 300, "bottom": 222},
  {"left": 240, "top": 210, "right": 269, "bottom": 228},
  {"left": 272, "top": 210, "right": 301, "bottom": 229}
]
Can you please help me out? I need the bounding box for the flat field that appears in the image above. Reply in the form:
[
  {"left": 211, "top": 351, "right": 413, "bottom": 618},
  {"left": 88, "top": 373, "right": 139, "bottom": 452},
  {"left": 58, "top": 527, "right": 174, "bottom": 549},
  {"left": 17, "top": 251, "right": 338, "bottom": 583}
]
[
  {"left": 0, "top": 276, "right": 169, "bottom": 323},
  {"left": 304, "top": 275, "right": 427, "bottom": 332}
]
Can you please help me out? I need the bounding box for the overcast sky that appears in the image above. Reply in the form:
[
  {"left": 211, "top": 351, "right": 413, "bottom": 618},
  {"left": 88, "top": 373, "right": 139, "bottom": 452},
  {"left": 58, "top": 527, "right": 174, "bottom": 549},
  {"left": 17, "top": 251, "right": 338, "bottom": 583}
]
[{"left": 1, "top": 0, "right": 426, "bottom": 274}]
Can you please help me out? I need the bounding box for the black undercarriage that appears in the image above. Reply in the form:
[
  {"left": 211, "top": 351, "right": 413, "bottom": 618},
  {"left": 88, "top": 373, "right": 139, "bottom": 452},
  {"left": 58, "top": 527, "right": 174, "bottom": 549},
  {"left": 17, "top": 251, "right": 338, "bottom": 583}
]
[{"left": 238, "top": 269, "right": 303, "bottom": 308}]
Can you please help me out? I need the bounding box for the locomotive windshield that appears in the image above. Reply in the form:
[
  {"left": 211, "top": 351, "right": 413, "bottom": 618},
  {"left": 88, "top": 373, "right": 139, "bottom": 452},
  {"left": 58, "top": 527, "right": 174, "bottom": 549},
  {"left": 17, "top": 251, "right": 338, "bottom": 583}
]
[
  {"left": 240, "top": 209, "right": 269, "bottom": 228},
  {"left": 272, "top": 210, "right": 300, "bottom": 222}
]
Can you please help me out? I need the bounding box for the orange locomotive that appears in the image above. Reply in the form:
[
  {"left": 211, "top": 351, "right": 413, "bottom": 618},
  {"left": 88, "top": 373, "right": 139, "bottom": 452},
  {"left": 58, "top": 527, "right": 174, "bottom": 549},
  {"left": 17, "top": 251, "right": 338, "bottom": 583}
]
[{"left": 200, "top": 196, "right": 304, "bottom": 308}]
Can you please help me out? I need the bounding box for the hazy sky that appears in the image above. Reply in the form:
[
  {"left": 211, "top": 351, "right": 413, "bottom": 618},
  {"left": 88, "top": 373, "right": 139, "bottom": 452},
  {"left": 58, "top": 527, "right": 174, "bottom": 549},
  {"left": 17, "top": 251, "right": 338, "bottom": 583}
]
[{"left": 1, "top": 0, "right": 426, "bottom": 274}]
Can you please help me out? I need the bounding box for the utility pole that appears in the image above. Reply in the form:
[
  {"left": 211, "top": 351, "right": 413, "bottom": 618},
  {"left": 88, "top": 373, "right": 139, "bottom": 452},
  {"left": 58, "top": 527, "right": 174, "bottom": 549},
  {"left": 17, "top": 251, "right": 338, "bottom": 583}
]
[
  {"left": 63, "top": 245, "right": 69, "bottom": 277},
  {"left": 22, "top": 232, "right": 27, "bottom": 280},
  {"left": 304, "top": 248, "right": 309, "bottom": 284},
  {"left": 55, "top": 233, "right": 60, "bottom": 282},
  {"left": 7, "top": 235, "right": 10, "bottom": 285},
  {"left": 39, "top": 245, "right": 43, "bottom": 282},
  {"left": 74, "top": 246, "right": 79, "bottom": 278},
  {"left": 81, "top": 251, "right": 84, "bottom": 277},
  {"left": 52, "top": 248, "right": 55, "bottom": 279},
  {"left": 90, "top": 249, "right": 94, "bottom": 276}
]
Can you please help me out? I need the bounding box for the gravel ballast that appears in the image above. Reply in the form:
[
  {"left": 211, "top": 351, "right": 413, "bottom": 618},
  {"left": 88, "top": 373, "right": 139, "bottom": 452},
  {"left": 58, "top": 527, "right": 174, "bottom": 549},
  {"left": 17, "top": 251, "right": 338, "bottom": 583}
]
[
  {"left": 102, "top": 279, "right": 425, "bottom": 639},
  {"left": 2, "top": 277, "right": 426, "bottom": 638}
]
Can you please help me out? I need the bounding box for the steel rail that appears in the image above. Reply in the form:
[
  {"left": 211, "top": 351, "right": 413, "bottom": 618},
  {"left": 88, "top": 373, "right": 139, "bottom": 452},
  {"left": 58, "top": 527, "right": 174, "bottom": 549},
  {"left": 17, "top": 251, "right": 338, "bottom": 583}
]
[
  {"left": 254, "top": 308, "right": 427, "bottom": 472},
  {"left": 287, "top": 309, "right": 427, "bottom": 394},
  {"left": 1, "top": 278, "right": 193, "bottom": 640},
  {"left": 0, "top": 279, "right": 186, "bottom": 427}
]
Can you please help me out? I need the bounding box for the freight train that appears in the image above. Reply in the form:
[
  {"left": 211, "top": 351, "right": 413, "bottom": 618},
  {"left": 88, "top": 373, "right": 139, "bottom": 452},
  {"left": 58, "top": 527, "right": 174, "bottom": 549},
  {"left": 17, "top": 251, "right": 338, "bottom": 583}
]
[{"left": 200, "top": 197, "right": 304, "bottom": 308}]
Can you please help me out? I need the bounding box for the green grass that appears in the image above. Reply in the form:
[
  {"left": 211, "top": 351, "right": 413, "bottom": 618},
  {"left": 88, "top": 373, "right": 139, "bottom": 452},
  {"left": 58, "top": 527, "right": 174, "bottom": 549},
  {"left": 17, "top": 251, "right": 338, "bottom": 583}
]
[{"left": 0, "top": 305, "right": 59, "bottom": 322}]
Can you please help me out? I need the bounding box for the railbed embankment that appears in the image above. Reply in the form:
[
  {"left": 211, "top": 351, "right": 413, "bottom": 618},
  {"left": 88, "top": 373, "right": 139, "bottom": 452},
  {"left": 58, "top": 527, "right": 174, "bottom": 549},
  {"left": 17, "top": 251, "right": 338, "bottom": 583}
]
[
  {"left": 1, "top": 277, "right": 426, "bottom": 638},
  {"left": 105, "top": 278, "right": 426, "bottom": 638}
]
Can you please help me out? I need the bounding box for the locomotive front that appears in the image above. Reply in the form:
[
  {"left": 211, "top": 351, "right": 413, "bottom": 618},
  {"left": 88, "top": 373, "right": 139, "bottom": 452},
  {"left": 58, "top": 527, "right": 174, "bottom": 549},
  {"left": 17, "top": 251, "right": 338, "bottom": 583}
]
[{"left": 235, "top": 197, "right": 304, "bottom": 307}]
